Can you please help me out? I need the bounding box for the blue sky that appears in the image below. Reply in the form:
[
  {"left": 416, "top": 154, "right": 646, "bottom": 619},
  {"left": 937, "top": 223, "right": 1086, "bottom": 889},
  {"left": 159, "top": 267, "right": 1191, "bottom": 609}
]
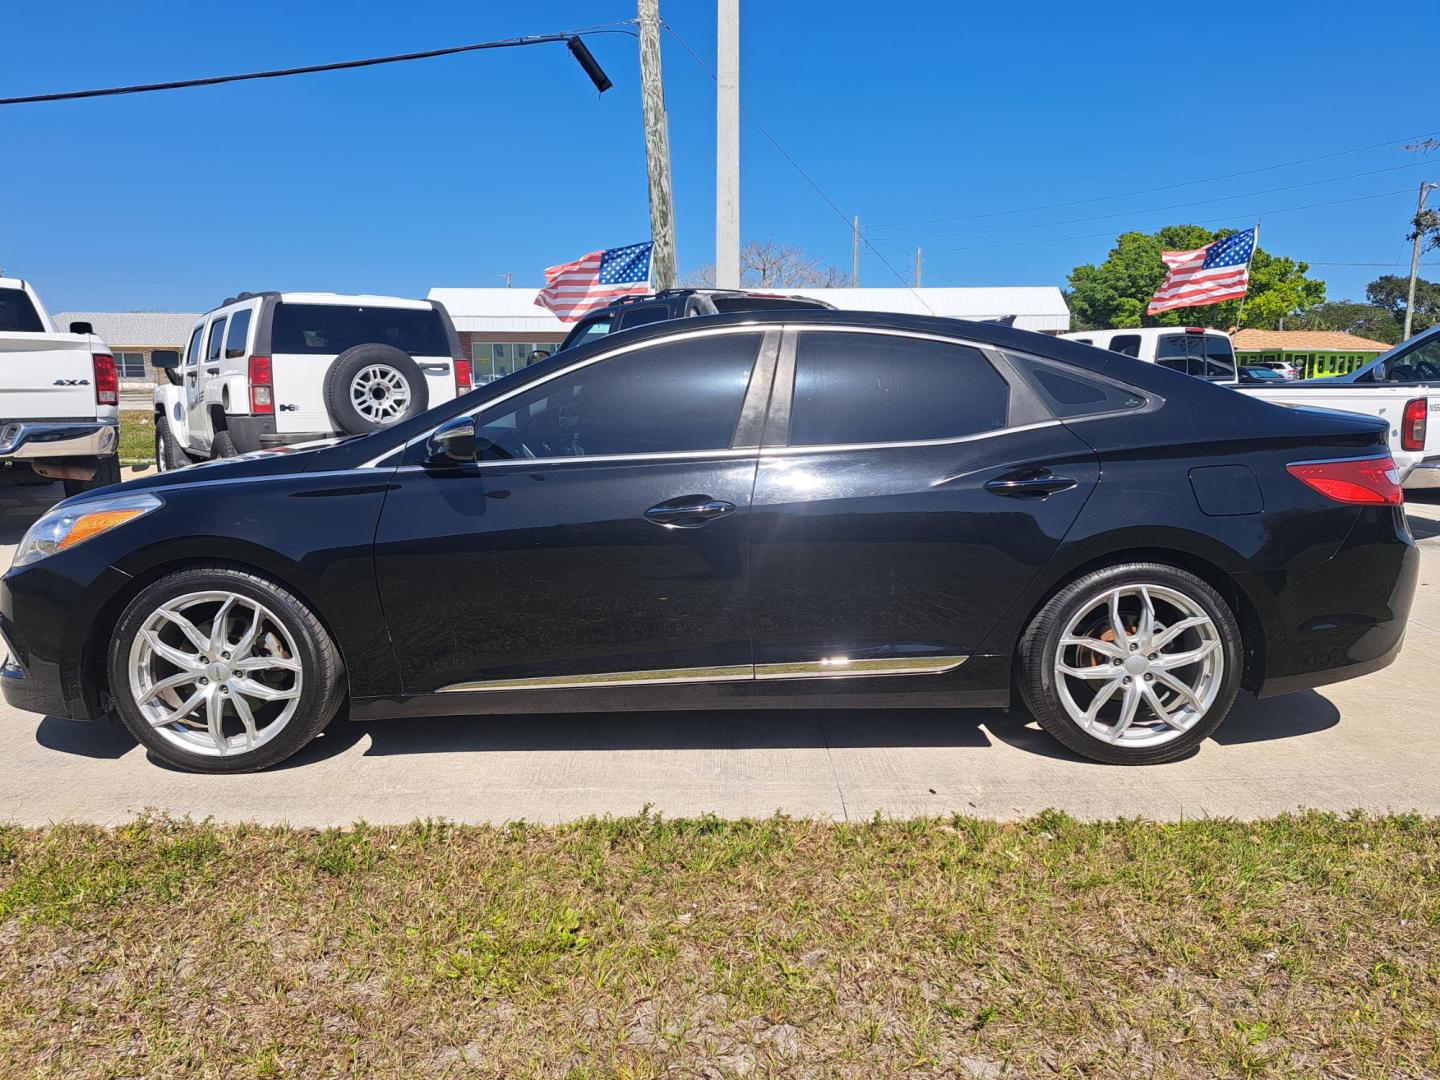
[{"left": 3, "top": 0, "right": 1438, "bottom": 314}]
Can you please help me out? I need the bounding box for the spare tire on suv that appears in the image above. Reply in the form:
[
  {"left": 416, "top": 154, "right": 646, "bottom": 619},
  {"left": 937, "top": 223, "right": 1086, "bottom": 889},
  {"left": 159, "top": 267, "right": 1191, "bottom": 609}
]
[{"left": 323, "top": 344, "right": 430, "bottom": 434}]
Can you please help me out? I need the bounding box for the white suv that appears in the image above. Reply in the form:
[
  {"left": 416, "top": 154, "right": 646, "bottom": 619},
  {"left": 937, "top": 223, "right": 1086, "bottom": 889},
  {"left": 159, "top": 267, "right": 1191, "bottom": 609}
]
[{"left": 154, "top": 291, "right": 467, "bottom": 466}]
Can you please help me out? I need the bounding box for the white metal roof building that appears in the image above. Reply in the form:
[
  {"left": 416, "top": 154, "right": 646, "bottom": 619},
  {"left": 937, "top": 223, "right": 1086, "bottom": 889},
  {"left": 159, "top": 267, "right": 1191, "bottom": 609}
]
[{"left": 428, "top": 286, "right": 1071, "bottom": 336}]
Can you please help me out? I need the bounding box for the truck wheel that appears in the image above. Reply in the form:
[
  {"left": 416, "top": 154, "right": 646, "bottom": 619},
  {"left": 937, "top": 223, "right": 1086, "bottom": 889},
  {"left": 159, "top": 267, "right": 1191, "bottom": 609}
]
[
  {"left": 324, "top": 344, "right": 429, "bottom": 435},
  {"left": 155, "top": 423, "right": 186, "bottom": 472},
  {"left": 107, "top": 565, "right": 346, "bottom": 773},
  {"left": 63, "top": 456, "right": 122, "bottom": 497},
  {"left": 210, "top": 430, "right": 238, "bottom": 458}
]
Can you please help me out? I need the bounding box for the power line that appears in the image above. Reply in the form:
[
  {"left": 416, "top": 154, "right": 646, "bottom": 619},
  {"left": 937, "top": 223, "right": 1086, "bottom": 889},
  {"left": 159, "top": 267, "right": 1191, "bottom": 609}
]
[
  {"left": 870, "top": 160, "right": 1431, "bottom": 243},
  {"left": 661, "top": 20, "right": 934, "bottom": 313},
  {"left": 867, "top": 129, "right": 1440, "bottom": 231},
  {"left": 901, "top": 188, "right": 1416, "bottom": 255},
  {"left": 0, "top": 23, "right": 636, "bottom": 106}
]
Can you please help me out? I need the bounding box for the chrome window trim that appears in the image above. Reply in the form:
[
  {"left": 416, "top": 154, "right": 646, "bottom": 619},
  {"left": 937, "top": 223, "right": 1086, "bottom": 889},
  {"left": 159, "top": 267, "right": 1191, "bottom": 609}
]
[
  {"left": 360, "top": 324, "right": 772, "bottom": 468},
  {"left": 436, "top": 654, "right": 968, "bottom": 693},
  {"left": 393, "top": 446, "right": 759, "bottom": 473}
]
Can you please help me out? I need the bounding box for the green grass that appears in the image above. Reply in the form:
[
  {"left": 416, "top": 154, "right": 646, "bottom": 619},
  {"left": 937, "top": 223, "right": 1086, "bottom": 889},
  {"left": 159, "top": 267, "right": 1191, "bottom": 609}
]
[
  {"left": 118, "top": 409, "right": 154, "bottom": 466},
  {"left": 0, "top": 811, "right": 1437, "bottom": 1078}
]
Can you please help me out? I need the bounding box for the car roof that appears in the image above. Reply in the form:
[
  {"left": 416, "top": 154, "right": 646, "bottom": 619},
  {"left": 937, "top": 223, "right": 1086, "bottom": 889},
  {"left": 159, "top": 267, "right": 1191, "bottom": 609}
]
[{"left": 202, "top": 291, "right": 437, "bottom": 316}]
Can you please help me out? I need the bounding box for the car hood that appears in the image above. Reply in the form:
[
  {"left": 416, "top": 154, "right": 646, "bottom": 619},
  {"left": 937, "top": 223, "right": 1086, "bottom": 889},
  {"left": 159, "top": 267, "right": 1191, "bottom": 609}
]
[{"left": 75, "top": 440, "right": 362, "bottom": 504}]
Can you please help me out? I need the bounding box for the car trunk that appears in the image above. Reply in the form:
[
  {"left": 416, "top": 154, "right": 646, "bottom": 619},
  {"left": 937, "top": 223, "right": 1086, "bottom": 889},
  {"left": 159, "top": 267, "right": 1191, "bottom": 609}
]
[{"left": 0, "top": 332, "right": 100, "bottom": 419}]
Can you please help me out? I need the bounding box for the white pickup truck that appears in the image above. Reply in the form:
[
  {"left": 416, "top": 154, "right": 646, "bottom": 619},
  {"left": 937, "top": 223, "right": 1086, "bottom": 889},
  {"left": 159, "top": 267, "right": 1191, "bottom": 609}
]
[
  {"left": 0, "top": 277, "right": 120, "bottom": 495},
  {"left": 1061, "top": 327, "right": 1438, "bottom": 481}
]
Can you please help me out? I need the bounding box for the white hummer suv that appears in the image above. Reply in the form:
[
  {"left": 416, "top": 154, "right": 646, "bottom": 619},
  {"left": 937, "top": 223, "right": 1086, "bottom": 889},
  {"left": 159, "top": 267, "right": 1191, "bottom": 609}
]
[
  {"left": 0, "top": 276, "right": 121, "bottom": 495},
  {"left": 154, "top": 291, "right": 466, "bottom": 466}
]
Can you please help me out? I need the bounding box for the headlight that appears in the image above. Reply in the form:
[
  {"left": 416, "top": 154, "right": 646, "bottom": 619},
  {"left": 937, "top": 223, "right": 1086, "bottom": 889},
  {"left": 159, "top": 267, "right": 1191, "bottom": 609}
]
[{"left": 12, "top": 493, "right": 162, "bottom": 568}]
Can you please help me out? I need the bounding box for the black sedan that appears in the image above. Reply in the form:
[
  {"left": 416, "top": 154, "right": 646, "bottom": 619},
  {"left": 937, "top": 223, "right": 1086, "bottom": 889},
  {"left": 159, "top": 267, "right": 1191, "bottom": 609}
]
[{"left": 0, "top": 310, "right": 1419, "bottom": 772}]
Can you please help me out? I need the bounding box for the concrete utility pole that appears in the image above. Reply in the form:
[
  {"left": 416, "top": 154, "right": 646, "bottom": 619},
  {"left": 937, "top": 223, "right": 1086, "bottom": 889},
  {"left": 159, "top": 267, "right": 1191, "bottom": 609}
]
[
  {"left": 637, "top": 0, "right": 677, "bottom": 290},
  {"left": 851, "top": 215, "right": 860, "bottom": 287},
  {"left": 1405, "top": 180, "right": 1437, "bottom": 340},
  {"left": 715, "top": 0, "right": 740, "bottom": 289},
  {"left": 915, "top": 246, "right": 922, "bottom": 287}
]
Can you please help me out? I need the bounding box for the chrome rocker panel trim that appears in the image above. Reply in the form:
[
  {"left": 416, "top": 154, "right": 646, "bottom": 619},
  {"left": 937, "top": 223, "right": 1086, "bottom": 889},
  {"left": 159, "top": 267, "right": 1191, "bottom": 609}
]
[{"left": 437, "top": 655, "right": 968, "bottom": 694}]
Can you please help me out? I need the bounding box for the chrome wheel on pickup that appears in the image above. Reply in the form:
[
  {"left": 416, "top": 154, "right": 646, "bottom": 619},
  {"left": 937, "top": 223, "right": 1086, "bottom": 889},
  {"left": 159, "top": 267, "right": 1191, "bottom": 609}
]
[{"left": 109, "top": 567, "right": 345, "bottom": 773}]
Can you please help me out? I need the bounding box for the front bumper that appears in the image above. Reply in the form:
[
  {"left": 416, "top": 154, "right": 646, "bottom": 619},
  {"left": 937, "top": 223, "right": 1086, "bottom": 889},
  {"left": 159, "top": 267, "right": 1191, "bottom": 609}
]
[{"left": 0, "top": 421, "right": 117, "bottom": 461}]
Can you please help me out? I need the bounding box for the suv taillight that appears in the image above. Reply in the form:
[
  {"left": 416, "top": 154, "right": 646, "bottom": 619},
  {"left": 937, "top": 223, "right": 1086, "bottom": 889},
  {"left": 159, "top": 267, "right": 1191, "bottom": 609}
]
[
  {"left": 249, "top": 355, "right": 274, "bottom": 414},
  {"left": 454, "top": 357, "right": 472, "bottom": 393},
  {"left": 1287, "top": 456, "right": 1403, "bottom": 506},
  {"left": 1402, "top": 397, "right": 1427, "bottom": 452},
  {"left": 92, "top": 353, "right": 118, "bottom": 406}
]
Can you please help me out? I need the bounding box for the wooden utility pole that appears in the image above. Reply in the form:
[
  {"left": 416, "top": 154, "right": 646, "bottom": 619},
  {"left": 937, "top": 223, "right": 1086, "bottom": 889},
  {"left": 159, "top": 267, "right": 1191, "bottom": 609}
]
[
  {"left": 637, "top": 0, "right": 677, "bottom": 290},
  {"left": 851, "top": 215, "right": 859, "bottom": 287},
  {"left": 1405, "top": 180, "right": 1437, "bottom": 340},
  {"left": 715, "top": 0, "right": 740, "bottom": 289}
]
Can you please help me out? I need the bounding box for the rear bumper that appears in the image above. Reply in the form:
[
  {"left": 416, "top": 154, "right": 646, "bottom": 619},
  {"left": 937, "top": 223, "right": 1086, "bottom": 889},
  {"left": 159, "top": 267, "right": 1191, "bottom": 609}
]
[
  {"left": 1243, "top": 507, "right": 1420, "bottom": 698},
  {"left": 1403, "top": 459, "right": 1440, "bottom": 490},
  {"left": 0, "top": 421, "right": 117, "bottom": 461},
  {"left": 227, "top": 414, "right": 331, "bottom": 454}
]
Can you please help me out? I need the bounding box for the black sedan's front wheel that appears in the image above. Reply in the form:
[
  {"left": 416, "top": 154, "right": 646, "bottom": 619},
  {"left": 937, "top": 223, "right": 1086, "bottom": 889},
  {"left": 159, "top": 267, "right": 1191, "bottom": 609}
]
[
  {"left": 1018, "top": 563, "right": 1242, "bottom": 764},
  {"left": 107, "top": 566, "right": 345, "bottom": 773}
]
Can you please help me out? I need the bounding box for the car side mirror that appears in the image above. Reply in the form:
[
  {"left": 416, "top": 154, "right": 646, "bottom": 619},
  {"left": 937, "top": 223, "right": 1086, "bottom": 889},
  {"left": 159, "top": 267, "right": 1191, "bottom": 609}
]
[
  {"left": 425, "top": 415, "right": 477, "bottom": 465},
  {"left": 151, "top": 350, "right": 180, "bottom": 370}
]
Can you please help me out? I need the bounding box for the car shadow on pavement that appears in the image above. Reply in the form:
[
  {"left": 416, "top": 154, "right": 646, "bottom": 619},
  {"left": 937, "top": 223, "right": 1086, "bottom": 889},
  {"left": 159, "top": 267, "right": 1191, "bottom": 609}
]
[{"left": 35, "top": 689, "right": 1343, "bottom": 771}]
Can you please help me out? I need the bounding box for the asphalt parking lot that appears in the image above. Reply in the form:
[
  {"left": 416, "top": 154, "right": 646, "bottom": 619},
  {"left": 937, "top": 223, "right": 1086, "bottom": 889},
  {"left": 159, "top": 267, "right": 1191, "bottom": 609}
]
[{"left": 1, "top": 477, "right": 1438, "bottom": 827}]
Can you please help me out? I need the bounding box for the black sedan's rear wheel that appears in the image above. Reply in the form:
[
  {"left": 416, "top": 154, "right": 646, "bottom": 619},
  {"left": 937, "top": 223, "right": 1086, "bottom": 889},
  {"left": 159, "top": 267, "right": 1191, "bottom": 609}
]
[
  {"left": 107, "top": 566, "right": 345, "bottom": 773},
  {"left": 1018, "top": 563, "right": 1242, "bottom": 764}
]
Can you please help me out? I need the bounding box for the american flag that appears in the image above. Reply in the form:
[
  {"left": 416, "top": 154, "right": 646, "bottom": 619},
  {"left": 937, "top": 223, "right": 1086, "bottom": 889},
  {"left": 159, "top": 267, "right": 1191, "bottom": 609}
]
[
  {"left": 534, "top": 242, "right": 653, "bottom": 322},
  {"left": 1146, "top": 227, "right": 1257, "bottom": 315}
]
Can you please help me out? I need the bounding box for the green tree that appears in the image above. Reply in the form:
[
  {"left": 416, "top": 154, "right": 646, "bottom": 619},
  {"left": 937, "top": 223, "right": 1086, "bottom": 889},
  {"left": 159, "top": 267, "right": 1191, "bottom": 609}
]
[
  {"left": 1067, "top": 226, "right": 1326, "bottom": 331},
  {"left": 1365, "top": 274, "right": 1440, "bottom": 334},
  {"left": 1291, "top": 301, "right": 1403, "bottom": 344}
]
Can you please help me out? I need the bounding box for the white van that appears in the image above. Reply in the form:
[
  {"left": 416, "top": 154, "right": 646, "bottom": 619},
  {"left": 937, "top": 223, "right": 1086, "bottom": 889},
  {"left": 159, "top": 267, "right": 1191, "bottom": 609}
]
[{"left": 1060, "top": 327, "right": 1238, "bottom": 384}]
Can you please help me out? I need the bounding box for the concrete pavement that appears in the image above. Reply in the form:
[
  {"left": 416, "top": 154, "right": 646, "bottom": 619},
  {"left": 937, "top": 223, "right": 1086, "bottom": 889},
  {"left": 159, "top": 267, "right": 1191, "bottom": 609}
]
[{"left": 1, "top": 481, "right": 1437, "bottom": 826}]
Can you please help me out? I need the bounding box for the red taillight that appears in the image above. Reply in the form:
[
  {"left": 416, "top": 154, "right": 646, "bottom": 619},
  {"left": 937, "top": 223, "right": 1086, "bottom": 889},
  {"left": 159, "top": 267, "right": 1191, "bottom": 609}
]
[
  {"left": 92, "top": 353, "right": 118, "bottom": 406},
  {"left": 248, "top": 355, "right": 274, "bottom": 414},
  {"left": 454, "top": 357, "right": 472, "bottom": 393},
  {"left": 1185, "top": 326, "right": 1205, "bottom": 334},
  {"left": 1402, "top": 397, "right": 1427, "bottom": 452},
  {"left": 1287, "top": 456, "right": 1403, "bottom": 506}
]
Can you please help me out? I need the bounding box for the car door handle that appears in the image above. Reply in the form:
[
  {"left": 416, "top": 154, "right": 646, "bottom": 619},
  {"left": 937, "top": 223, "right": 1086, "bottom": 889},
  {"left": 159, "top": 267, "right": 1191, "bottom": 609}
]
[
  {"left": 984, "top": 469, "right": 1078, "bottom": 498},
  {"left": 644, "top": 496, "right": 736, "bottom": 528}
]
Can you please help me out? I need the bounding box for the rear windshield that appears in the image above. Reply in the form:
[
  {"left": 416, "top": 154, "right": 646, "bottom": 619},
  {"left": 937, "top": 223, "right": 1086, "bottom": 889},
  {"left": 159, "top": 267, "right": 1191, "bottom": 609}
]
[
  {"left": 270, "top": 302, "right": 449, "bottom": 356},
  {"left": 0, "top": 288, "right": 44, "bottom": 333},
  {"left": 1156, "top": 333, "right": 1236, "bottom": 381}
]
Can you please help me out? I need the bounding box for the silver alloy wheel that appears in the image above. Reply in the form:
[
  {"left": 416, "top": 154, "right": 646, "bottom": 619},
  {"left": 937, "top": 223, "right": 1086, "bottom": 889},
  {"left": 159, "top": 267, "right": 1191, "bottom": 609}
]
[
  {"left": 127, "top": 590, "right": 303, "bottom": 757},
  {"left": 1053, "top": 583, "right": 1223, "bottom": 748},
  {"left": 350, "top": 364, "right": 411, "bottom": 424}
]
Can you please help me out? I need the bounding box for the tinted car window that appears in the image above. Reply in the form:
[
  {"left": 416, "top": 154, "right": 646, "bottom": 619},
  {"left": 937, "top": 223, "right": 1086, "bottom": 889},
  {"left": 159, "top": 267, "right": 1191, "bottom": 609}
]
[
  {"left": 206, "top": 317, "right": 228, "bottom": 362},
  {"left": 615, "top": 305, "right": 670, "bottom": 330},
  {"left": 0, "top": 289, "right": 44, "bottom": 332},
  {"left": 224, "top": 309, "right": 252, "bottom": 359},
  {"left": 476, "top": 333, "right": 760, "bottom": 458},
  {"left": 788, "top": 332, "right": 1009, "bottom": 446},
  {"left": 1376, "top": 339, "right": 1440, "bottom": 383},
  {"left": 564, "top": 317, "right": 613, "bottom": 350},
  {"left": 1109, "top": 334, "right": 1141, "bottom": 357},
  {"left": 1157, "top": 333, "right": 1236, "bottom": 381},
  {"left": 1009, "top": 355, "right": 1146, "bottom": 418},
  {"left": 185, "top": 326, "right": 203, "bottom": 368},
  {"left": 271, "top": 303, "right": 449, "bottom": 356}
]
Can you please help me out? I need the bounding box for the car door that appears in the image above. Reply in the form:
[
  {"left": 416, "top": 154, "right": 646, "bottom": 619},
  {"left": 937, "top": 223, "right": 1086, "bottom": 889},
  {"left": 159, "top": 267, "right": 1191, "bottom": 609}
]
[
  {"left": 372, "top": 327, "right": 777, "bottom": 694},
  {"left": 187, "top": 316, "right": 225, "bottom": 452},
  {"left": 747, "top": 327, "right": 1102, "bottom": 678}
]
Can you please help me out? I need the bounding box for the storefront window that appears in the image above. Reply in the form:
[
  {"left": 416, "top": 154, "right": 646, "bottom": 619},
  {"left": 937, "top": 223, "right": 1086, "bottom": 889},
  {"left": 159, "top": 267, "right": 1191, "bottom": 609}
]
[{"left": 469, "top": 342, "right": 561, "bottom": 383}]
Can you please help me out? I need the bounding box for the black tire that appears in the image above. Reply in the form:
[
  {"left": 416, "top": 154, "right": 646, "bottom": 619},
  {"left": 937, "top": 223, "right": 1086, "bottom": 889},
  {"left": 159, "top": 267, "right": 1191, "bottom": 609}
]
[
  {"left": 210, "top": 430, "right": 238, "bottom": 458},
  {"left": 323, "top": 344, "right": 429, "bottom": 435},
  {"left": 1017, "top": 562, "right": 1243, "bottom": 765},
  {"left": 63, "top": 455, "right": 121, "bottom": 497},
  {"left": 155, "top": 420, "right": 186, "bottom": 472},
  {"left": 107, "top": 565, "right": 346, "bottom": 773}
]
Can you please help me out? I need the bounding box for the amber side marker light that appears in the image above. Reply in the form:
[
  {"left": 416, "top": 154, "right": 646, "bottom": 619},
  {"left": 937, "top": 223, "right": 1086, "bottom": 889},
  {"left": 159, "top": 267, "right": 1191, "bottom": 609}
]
[{"left": 60, "top": 508, "right": 150, "bottom": 550}]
